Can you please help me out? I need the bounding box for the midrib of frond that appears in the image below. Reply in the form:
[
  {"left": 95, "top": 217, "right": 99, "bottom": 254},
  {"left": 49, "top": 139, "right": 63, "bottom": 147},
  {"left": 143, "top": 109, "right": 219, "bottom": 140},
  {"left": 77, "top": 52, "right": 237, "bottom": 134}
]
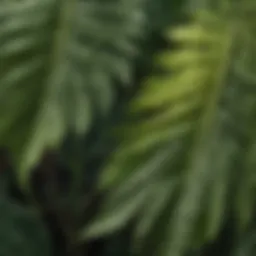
[
  {"left": 163, "top": 23, "right": 234, "bottom": 256},
  {"left": 191, "top": 31, "right": 233, "bottom": 166},
  {"left": 19, "top": 0, "right": 77, "bottom": 185},
  {"left": 44, "top": 0, "right": 76, "bottom": 99}
]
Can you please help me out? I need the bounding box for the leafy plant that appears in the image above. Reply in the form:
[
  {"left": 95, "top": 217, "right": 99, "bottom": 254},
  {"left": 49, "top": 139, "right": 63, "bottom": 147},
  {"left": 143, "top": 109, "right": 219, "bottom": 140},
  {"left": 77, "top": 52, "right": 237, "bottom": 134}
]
[
  {"left": 0, "top": 0, "right": 145, "bottom": 186},
  {"left": 80, "top": 5, "right": 256, "bottom": 256},
  {"left": 0, "top": 0, "right": 256, "bottom": 256}
]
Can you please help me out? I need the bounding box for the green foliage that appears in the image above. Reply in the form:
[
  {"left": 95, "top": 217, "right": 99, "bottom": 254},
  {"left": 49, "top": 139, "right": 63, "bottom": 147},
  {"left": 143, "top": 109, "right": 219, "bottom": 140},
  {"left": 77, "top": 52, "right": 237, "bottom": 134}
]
[
  {"left": 80, "top": 7, "right": 256, "bottom": 256},
  {"left": 233, "top": 224, "right": 256, "bottom": 256},
  {"left": 0, "top": 197, "right": 51, "bottom": 256},
  {"left": 0, "top": 0, "right": 256, "bottom": 256},
  {"left": 0, "top": 0, "right": 145, "bottom": 185}
]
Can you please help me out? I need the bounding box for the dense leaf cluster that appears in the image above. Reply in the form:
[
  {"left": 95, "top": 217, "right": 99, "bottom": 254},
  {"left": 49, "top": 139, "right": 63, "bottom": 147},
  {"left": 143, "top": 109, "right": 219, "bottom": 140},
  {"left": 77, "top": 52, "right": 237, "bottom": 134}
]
[{"left": 0, "top": 0, "right": 255, "bottom": 256}]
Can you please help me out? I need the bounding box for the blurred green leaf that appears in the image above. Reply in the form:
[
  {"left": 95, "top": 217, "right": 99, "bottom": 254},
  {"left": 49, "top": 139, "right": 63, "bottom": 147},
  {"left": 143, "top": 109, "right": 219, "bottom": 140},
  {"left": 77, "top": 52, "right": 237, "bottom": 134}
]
[
  {"left": 0, "top": 0, "right": 145, "bottom": 186},
  {"left": 80, "top": 6, "right": 256, "bottom": 256}
]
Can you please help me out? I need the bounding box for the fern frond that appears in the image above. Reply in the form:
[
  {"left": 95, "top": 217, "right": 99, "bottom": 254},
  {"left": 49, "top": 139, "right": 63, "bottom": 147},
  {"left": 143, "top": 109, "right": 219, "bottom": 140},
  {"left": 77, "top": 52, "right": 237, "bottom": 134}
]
[
  {"left": 0, "top": 0, "right": 145, "bottom": 185},
  {"left": 102, "top": 11, "right": 232, "bottom": 189},
  {"left": 80, "top": 10, "right": 236, "bottom": 254}
]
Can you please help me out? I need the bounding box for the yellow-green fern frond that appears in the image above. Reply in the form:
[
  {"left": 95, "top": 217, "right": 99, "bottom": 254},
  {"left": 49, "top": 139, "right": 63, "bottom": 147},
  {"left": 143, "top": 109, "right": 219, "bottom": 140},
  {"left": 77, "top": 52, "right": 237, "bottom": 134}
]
[
  {"left": 80, "top": 10, "right": 255, "bottom": 256},
  {"left": 102, "top": 11, "right": 232, "bottom": 189}
]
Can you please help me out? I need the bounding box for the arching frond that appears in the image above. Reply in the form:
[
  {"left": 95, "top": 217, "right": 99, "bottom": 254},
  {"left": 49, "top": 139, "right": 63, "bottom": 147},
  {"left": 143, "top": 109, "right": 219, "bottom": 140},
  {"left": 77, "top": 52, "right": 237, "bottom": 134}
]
[
  {"left": 0, "top": 0, "right": 145, "bottom": 185},
  {"left": 80, "top": 10, "right": 256, "bottom": 256}
]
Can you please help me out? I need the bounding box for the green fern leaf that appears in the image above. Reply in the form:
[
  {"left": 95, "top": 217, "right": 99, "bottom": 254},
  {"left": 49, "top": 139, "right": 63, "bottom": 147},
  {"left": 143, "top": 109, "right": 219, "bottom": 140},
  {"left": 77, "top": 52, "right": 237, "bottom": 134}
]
[
  {"left": 132, "top": 178, "right": 179, "bottom": 251},
  {"left": 100, "top": 11, "right": 232, "bottom": 190},
  {"left": 0, "top": 0, "right": 145, "bottom": 185},
  {"left": 204, "top": 134, "right": 236, "bottom": 240},
  {"left": 81, "top": 147, "right": 172, "bottom": 239},
  {"left": 80, "top": 11, "right": 235, "bottom": 255}
]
